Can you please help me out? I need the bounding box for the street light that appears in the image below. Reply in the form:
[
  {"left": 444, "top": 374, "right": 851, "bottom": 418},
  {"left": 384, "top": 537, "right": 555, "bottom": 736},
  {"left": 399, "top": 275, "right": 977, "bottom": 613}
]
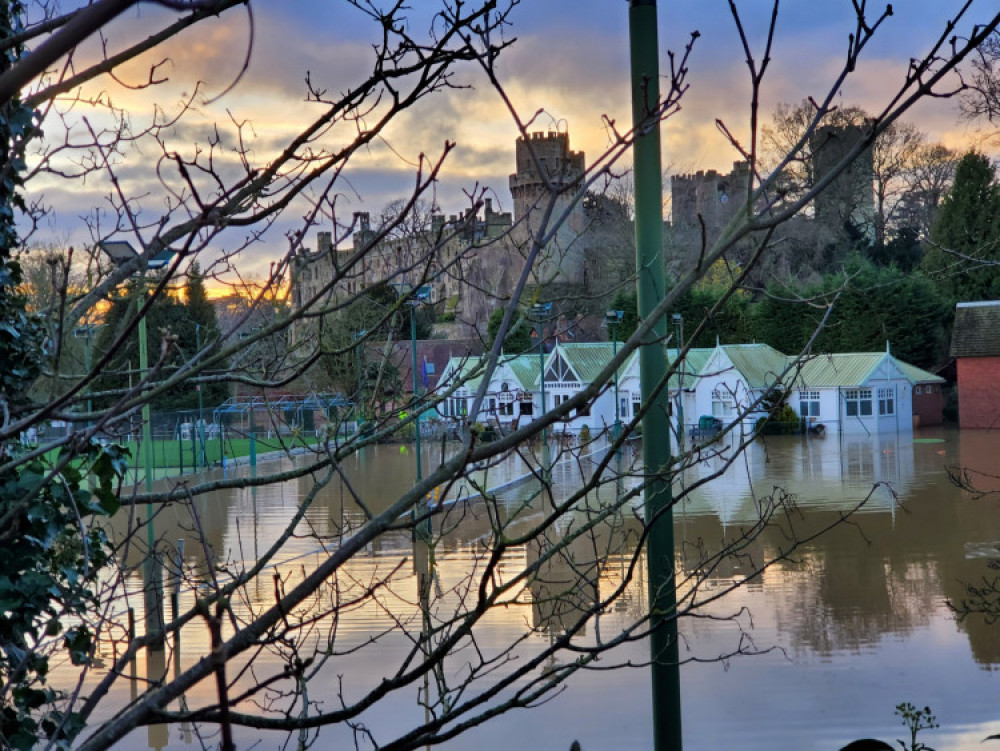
[
  {"left": 672, "top": 313, "right": 685, "bottom": 452},
  {"left": 195, "top": 322, "right": 206, "bottom": 468},
  {"left": 531, "top": 302, "right": 553, "bottom": 480},
  {"left": 98, "top": 239, "right": 173, "bottom": 648},
  {"left": 98, "top": 240, "right": 173, "bottom": 497},
  {"left": 73, "top": 323, "right": 100, "bottom": 429},
  {"left": 408, "top": 286, "right": 432, "bottom": 540},
  {"left": 605, "top": 310, "right": 624, "bottom": 445},
  {"left": 352, "top": 329, "right": 368, "bottom": 431}
]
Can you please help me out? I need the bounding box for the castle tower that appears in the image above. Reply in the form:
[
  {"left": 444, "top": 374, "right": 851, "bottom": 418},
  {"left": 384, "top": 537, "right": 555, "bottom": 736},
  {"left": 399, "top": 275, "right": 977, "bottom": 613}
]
[
  {"left": 508, "top": 131, "right": 587, "bottom": 286},
  {"left": 810, "top": 124, "right": 875, "bottom": 245},
  {"left": 509, "top": 131, "right": 585, "bottom": 225}
]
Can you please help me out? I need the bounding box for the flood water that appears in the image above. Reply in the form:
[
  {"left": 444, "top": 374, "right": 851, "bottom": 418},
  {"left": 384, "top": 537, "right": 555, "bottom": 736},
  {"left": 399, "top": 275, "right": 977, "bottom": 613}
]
[{"left": 65, "top": 427, "right": 1000, "bottom": 750}]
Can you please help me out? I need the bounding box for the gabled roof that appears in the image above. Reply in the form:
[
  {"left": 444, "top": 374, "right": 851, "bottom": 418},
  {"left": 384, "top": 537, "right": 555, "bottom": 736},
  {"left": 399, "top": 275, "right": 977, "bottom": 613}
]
[
  {"left": 551, "top": 342, "right": 615, "bottom": 383},
  {"left": 951, "top": 301, "right": 1000, "bottom": 358},
  {"left": 439, "top": 352, "right": 537, "bottom": 394},
  {"left": 664, "top": 347, "right": 713, "bottom": 389},
  {"left": 707, "top": 343, "right": 790, "bottom": 389},
  {"left": 508, "top": 356, "right": 542, "bottom": 391},
  {"left": 789, "top": 352, "right": 945, "bottom": 388},
  {"left": 790, "top": 352, "right": 888, "bottom": 388},
  {"left": 398, "top": 339, "right": 483, "bottom": 394},
  {"left": 893, "top": 359, "right": 946, "bottom": 385}
]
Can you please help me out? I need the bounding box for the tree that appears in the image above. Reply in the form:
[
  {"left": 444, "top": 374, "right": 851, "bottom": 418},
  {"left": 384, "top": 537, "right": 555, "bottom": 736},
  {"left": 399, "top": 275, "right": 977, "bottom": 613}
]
[
  {"left": 760, "top": 100, "right": 955, "bottom": 266},
  {"left": 1, "top": 2, "right": 999, "bottom": 750},
  {"left": 961, "top": 28, "right": 1000, "bottom": 122},
  {"left": 753, "top": 257, "right": 949, "bottom": 369},
  {"left": 922, "top": 151, "right": 1000, "bottom": 302},
  {"left": 486, "top": 307, "right": 532, "bottom": 354}
]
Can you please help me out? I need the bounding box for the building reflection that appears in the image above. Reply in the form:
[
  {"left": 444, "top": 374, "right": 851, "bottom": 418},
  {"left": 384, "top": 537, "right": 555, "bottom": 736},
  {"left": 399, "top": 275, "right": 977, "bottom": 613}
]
[{"left": 71, "top": 430, "right": 1000, "bottom": 750}]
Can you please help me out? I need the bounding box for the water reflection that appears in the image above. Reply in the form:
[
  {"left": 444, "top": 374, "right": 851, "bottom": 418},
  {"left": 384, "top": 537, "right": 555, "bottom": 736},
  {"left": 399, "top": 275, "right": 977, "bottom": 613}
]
[{"left": 70, "top": 429, "right": 1000, "bottom": 750}]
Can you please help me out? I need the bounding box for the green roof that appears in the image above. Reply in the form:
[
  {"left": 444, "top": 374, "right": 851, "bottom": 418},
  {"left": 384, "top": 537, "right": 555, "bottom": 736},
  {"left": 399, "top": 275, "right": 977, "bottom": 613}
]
[
  {"left": 789, "top": 352, "right": 945, "bottom": 388},
  {"left": 717, "top": 343, "right": 790, "bottom": 389},
  {"left": 790, "top": 352, "right": 886, "bottom": 388},
  {"left": 892, "top": 359, "right": 946, "bottom": 385},
  {"left": 665, "top": 348, "right": 713, "bottom": 389},
  {"left": 553, "top": 343, "right": 616, "bottom": 383},
  {"left": 443, "top": 353, "right": 539, "bottom": 393},
  {"left": 507, "top": 355, "right": 541, "bottom": 390}
]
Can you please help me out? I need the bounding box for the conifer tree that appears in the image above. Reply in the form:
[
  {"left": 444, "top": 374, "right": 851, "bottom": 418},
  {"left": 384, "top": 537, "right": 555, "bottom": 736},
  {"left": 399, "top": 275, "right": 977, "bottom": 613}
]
[{"left": 922, "top": 152, "right": 1000, "bottom": 302}]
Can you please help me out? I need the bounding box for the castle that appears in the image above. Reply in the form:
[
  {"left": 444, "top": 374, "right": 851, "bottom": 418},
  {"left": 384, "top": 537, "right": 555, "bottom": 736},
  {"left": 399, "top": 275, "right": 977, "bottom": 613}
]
[
  {"left": 291, "top": 124, "right": 875, "bottom": 342},
  {"left": 290, "top": 130, "right": 634, "bottom": 339},
  {"left": 668, "top": 124, "right": 875, "bottom": 281}
]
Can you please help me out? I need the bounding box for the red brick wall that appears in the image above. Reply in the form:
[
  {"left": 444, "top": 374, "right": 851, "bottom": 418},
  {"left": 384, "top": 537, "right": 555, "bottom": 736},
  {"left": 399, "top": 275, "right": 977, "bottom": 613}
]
[{"left": 957, "top": 357, "right": 1000, "bottom": 429}]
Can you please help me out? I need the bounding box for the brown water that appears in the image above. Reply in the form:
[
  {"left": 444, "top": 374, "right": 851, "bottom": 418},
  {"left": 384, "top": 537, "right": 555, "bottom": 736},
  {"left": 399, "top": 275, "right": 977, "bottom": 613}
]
[{"left": 65, "top": 427, "right": 1000, "bottom": 750}]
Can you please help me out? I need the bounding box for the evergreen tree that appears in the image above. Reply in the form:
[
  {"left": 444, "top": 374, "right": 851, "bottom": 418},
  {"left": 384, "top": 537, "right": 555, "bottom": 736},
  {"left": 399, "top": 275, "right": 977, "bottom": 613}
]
[
  {"left": 92, "top": 266, "right": 230, "bottom": 412},
  {"left": 609, "top": 289, "right": 639, "bottom": 342},
  {"left": 673, "top": 286, "right": 754, "bottom": 348},
  {"left": 922, "top": 151, "right": 1000, "bottom": 302},
  {"left": 486, "top": 307, "right": 533, "bottom": 354},
  {"left": 868, "top": 226, "right": 923, "bottom": 271},
  {"left": 166, "top": 264, "right": 229, "bottom": 410},
  {"left": 753, "top": 256, "right": 949, "bottom": 368}
]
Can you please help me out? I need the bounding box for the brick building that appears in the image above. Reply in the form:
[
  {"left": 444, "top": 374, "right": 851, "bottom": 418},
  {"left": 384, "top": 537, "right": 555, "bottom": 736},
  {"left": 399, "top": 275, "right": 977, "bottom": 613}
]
[{"left": 950, "top": 301, "right": 1000, "bottom": 429}]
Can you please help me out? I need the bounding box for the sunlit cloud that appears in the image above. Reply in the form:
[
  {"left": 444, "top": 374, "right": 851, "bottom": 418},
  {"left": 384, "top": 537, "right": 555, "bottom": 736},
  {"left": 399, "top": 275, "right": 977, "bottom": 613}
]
[{"left": 18, "top": 0, "right": 1000, "bottom": 286}]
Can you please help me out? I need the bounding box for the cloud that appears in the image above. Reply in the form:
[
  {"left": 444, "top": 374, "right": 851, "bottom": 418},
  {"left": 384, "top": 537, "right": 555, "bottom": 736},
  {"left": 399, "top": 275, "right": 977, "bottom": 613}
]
[{"left": 19, "top": 0, "right": 1000, "bottom": 289}]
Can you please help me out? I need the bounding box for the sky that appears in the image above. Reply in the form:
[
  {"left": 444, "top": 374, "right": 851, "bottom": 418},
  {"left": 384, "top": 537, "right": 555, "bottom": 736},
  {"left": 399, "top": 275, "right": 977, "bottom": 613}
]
[{"left": 23, "top": 0, "right": 1000, "bottom": 280}]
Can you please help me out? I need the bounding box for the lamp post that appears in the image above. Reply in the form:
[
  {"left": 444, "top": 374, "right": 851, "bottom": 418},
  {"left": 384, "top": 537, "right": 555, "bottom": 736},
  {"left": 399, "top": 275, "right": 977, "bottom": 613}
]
[
  {"left": 409, "top": 287, "right": 431, "bottom": 539},
  {"left": 97, "top": 240, "right": 172, "bottom": 497},
  {"left": 195, "top": 322, "right": 206, "bottom": 468},
  {"left": 99, "top": 240, "right": 173, "bottom": 649},
  {"left": 531, "top": 302, "right": 552, "bottom": 480},
  {"left": 606, "top": 310, "right": 624, "bottom": 444},
  {"left": 672, "top": 313, "right": 685, "bottom": 452},
  {"left": 73, "top": 323, "right": 99, "bottom": 428},
  {"left": 352, "top": 329, "right": 368, "bottom": 431}
]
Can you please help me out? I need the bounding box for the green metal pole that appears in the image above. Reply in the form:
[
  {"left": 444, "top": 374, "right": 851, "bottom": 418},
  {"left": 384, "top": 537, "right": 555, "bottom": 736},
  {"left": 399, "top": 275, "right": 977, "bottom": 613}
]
[
  {"left": 612, "top": 322, "right": 621, "bottom": 443},
  {"left": 411, "top": 306, "right": 423, "bottom": 484},
  {"left": 138, "top": 291, "right": 155, "bottom": 555},
  {"left": 673, "top": 314, "right": 685, "bottom": 452},
  {"left": 629, "top": 2, "right": 681, "bottom": 750},
  {"left": 196, "top": 322, "right": 206, "bottom": 468},
  {"left": 536, "top": 317, "right": 551, "bottom": 480},
  {"left": 249, "top": 407, "right": 257, "bottom": 478},
  {"left": 411, "top": 306, "right": 428, "bottom": 539}
]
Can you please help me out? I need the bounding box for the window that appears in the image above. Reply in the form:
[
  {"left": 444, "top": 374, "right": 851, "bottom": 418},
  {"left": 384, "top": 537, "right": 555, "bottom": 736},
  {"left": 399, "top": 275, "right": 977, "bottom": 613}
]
[
  {"left": 498, "top": 390, "right": 514, "bottom": 416},
  {"left": 520, "top": 400, "right": 534, "bottom": 416},
  {"left": 620, "top": 397, "right": 629, "bottom": 418},
  {"left": 712, "top": 387, "right": 735, "bottom": 417},
  {"left": 844, "top": 389, "right": 873, "bottom": 417},
  {"left": 915, "top": 385, "right": 922, "bottom": 395},
  {"left": 577, "top": 400, "right": 591, "bottom": 417},
  {"left": 878, "top": 388, "right": 894, "bottom": 416},
  {"left": 799, "top": 391, "right": 821, "bottom": 418}
]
